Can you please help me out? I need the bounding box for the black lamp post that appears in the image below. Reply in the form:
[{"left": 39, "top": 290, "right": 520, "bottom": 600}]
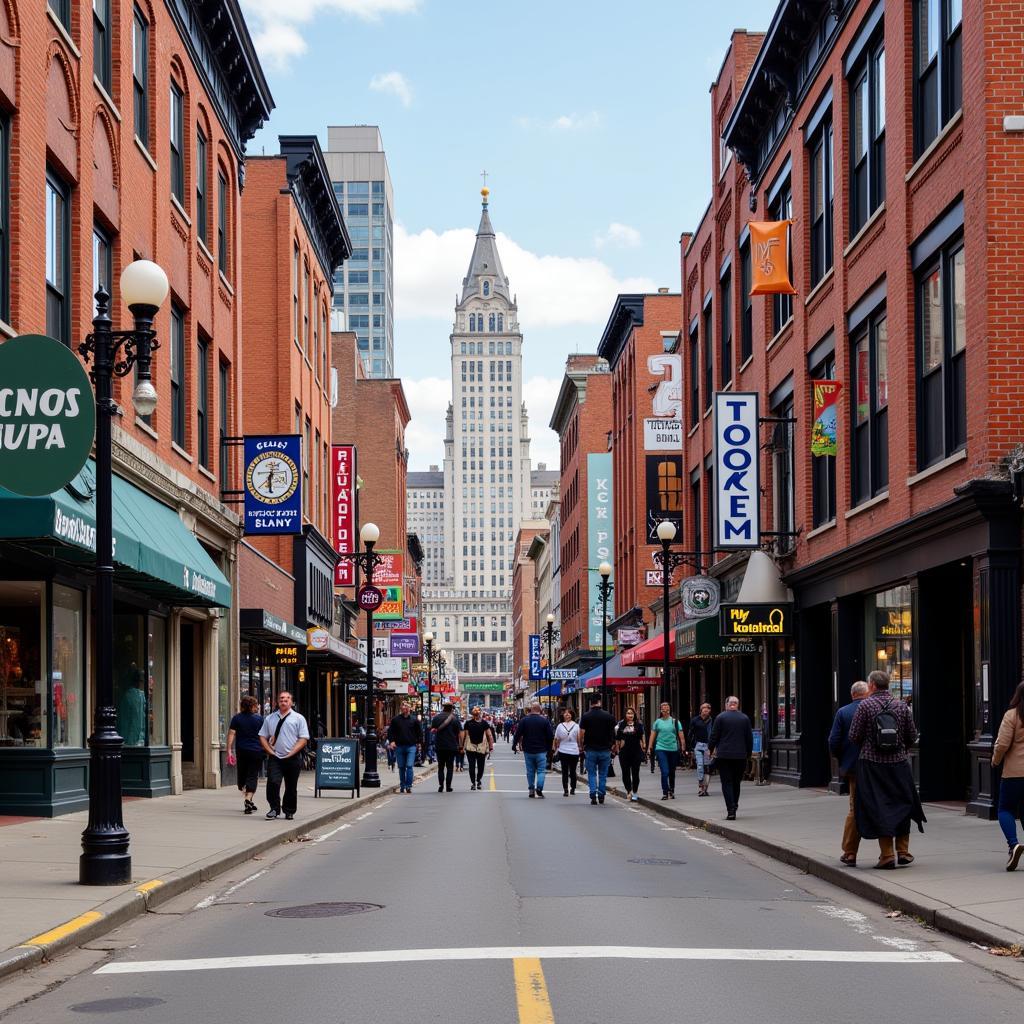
[
  {"left": 654, "top": 520, "right": 689, "bottom": 720},
  {"left": 597, "top": 561, "right": 614, "bottom": 714},
  {"left": 78, "top": 260, "right": 169, "bottom": 885},
  {"left": 542, "top": 613, "right": 559, "bottom": 717}
]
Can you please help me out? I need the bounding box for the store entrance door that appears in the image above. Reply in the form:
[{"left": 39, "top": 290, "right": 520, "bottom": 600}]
[{"left": 179, "top": 622, "right": 199, "bottom": 789}]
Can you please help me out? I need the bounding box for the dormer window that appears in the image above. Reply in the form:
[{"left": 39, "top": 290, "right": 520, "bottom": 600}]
[{"left": 482, "top": 281, "right": 490, "bottom": 297}]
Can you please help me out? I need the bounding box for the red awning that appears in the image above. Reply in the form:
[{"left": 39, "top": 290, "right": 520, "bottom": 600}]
[{"left": 620, "top": 630, "right": 676, "bottom": 666}]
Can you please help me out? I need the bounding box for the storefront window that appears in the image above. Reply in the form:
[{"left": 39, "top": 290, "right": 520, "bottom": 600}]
[
  {"left": 866, "top": 585, "right": 914, "bottom": 707},
  {"left": 0, "top": 582, "right": 45, "bottom": 747},
  {"left": 217, "top": 616, "right": 230, "bottom": 744},
  {"left": 52, "top": 584, "right": 85, "bottom": 748},
  {"left": 147, "top": 616, "right": 167, "bottom": 745},
  {"left": 773, "top": 640, "right": 798, "bottom": 737}
]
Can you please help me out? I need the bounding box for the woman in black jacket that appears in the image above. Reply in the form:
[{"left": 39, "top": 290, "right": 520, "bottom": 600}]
[{"left": 615, "top": 707, "right": 648, "bottom": 802}]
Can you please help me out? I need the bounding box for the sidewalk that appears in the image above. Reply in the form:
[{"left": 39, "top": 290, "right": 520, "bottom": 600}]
[
  {"left": 611, "top": 770, "right": 1024, "bottom": 951},
  {"left": 0, "top": 761, "right": 433, "bottom": 979}
]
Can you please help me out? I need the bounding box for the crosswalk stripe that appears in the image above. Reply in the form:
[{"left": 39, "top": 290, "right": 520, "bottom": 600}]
[
  {"left": 514, "top": 958, "right": 555, "bottom": 1024},
  {"left": 95, "top": 945, "right": 960, "bottom": 975}
]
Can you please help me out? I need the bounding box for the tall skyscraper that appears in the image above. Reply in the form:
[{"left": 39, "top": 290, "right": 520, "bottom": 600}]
[
  {"left": 323, "top": 126, "right": 395, "bottom": 377},
  {"left": 417, "top": 190, "right": 534, "bottom": 699}
]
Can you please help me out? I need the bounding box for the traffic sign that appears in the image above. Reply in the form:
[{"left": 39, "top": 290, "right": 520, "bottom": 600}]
[{"left": 356, "top": 584, "right": 383, "bottom": 611}]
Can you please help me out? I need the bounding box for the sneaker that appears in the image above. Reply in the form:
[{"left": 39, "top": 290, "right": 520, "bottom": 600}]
[
  {"left": 529, "top": 788, "right": 536, "bottom": 798},
  {"left": 661, "top": 794, "right": 670, "bottom": 801},
  {"left": 590, "top": 794, "right": 597, "bottom": 805},
  {"left": 669, "top": 792, "right": 675, "bottom": 800},
  {"left": 1008, "top": 844, "right": 1024, "bottom": 872},
  {"left": 438, "top": 786, "right": 444, "bottom": 793},
  {"left": 265, "top": 810, "right": 279, "bottom": 820},
  {"left": 630, "top": 794, "right": 639, "bottom": 802},
  {"left": 536, "top": 790, "right": 545, "bottom": 799},
  {"left": 598, "top": 795, "right": 605, "bottom": 804},
  {"left": 726, "top": 812, "right": 736, "bottom": 821},
  {"left": 285, "top": 813, "right": 294, "bottom": 820}
]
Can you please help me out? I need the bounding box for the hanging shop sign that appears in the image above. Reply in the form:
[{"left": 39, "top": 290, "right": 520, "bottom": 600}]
[
  {"left": 617, "top": 627, "right": 646, "bottom": 647},
  {"left": 372, "top": 551, "right": 405, "bottom": 621},
  {"left": 243, "top": 435, "right": 302, "bottom": 535},
  {"left": 528, "top": 634, "right": 546, "bottom": 680},
  {"left": 675, "top": 616, "right": 760, "bottom": 657},
  {"left": 357, "top": 638, "right": 404, "bottom": 679},
  {"left": 587, "top": 453, "right": 614, "bottom": 649},
  {"left": 0, "top": 334, "right": 96, "bottom": 497},
  {"left": 461, "top": 681, "right": 506, "bottom": 693},
  {"left": 331, "top": 445, "right": 357, "bottom": 585},
  {"left": 645, "top": 454, "right": 684, "bottom": 543},
  {"left": 390, "top": 632, "right": 420, "bottom": 658},
  {"left": 719, "top": 602, "right": 793, "bottom": 638},
  {"left": 644, "top": 570, "right": 664, "bottom": 588},
  {"left": 681, "top": 576, "right": 721, "bottom": 619},
  {"left": 713, "top": 393, "right": 760, "bottom": 549},
  {"left": 356, "top": 584, "right": 383, "bottom": 611},
  {"left": 270, "top": 643, "right": 305, "bottom": 667},
  {"left": 549, "top": 669, "right": 578, "bottom": 682},
  {"left": 748, "top": 221, "right": 797, "bottom": 295},
  {"left": 643, "top": 418, "right": 683, "bottom": 451},
  {"left": 811, "top": 381, "right": 843, "bottom": 457}
]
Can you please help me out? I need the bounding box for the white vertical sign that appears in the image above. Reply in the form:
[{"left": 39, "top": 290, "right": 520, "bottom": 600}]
[{"left": 713, "top": 392, "right": 760, "bottom": 549}]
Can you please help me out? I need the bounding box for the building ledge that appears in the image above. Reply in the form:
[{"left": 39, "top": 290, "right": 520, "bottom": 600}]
[
  {"left": 844, "top": 490, "right": 889, "bottom": 521},
  {"left": 907, "top": 448, "right": 967, "bottom": 488}
]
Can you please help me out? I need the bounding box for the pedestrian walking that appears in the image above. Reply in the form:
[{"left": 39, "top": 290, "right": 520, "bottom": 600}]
[
  {"left": 258, "top": 691, "right": 310, "bottom": 821},
  {"left": 226, "top": 694, "right": 264, "bottom": 814},
  {"left": 828, "top": 681, "right": 869, "bottom": 866},
  {"left": 462, "top": 706, "right": 494, "bottom": 790},
  {"left": 848, "top": 670, "right": 925, "bottom": 868},
  {"left": 387, "top": 701, "right": 423, "bottom": 794},
  {"left": 430, "top": 703, "right": 463, "bottom": 792},
  {"left": 687, "top": 703, "right": 715, "bottom": 797},
  {"left": 648, "top": 702, "right": 686, "bottom": 800},
  {"left": 709, "top": 695, "right": 753, "bottom": 820},
  {"left": 579, "top": 696, "right": 616, "bottom": 805},
  {"left": 512, "top": 701, "right": 555, "bottom": 797},
  {"left": 991, "top": 680, "right": 1024, "bottom": 871},
  {"left": 615, "top": 707, "right": 647, "bottom": 802},
  {"left": 553, "top": 708, "right": 581, "bottom": 796}
]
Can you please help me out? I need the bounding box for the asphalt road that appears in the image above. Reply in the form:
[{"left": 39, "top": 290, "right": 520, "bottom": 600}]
[{"left": 3, "top": 744, "right": 1022, "bottom": 1024}]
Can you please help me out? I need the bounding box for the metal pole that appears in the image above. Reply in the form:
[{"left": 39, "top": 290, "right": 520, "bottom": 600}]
[
  {"left": 546, "top": 627, "right": 553, "bottom": 717},
  {"left": 601, "top": 584, "right": 609, "bottom": 712},
  {"left": 662, "top": 539, "right": 671, "bottom": 716},
  {"left": 80, "top": 299, "right": 131, "bottom": 885},
  {"left": 361, "top": 595, "right": 380, "bottom": 788}
]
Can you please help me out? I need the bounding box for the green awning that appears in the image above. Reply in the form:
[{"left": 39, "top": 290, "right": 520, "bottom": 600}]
[
  {"left": 674, "top": 615, "right": 761, "bottom": 658},
  {"left": 0, "top": 461, "right": 231, "bottom": 608}
]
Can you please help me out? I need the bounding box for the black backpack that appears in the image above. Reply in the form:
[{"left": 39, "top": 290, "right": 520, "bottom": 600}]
[{"left": 873, "top": 698, "right": 900, "bottom": 753}]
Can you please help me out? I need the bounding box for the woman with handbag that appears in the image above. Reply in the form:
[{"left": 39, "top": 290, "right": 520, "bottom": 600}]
[
  {"left": 553, "top": 707, "right": 581, "bottom": 796},
  {"left": 462, "top": 706, "right": 494, "bottom": 791},
  {"left": 992, "top": 680, "right": 1024, "bottom": 871},
  {"left": 615, "top": 706, "right": 647, "bottom": 802}
]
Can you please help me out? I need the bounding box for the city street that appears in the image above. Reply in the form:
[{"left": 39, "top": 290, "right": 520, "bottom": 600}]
[{"left": 2, "top": 746, "right": 1021, "bottom": 1024}]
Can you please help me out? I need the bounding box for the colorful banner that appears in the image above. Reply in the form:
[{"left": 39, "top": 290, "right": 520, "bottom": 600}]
[
  {"left": 372, "top": 551, "right": 404, "bottom": 621},
  {"left": 811, "top": 380, "right": 843, "bottom": 457},
  {"left": 331, "top": 445, "right": 356, "bottom": 585},
  {"left": 587, "top": 452, "right": 614, "bottom": 650},
  {"left": 243, "top": 435, "right": 302, "bottom": 535},
  {"left": 749, "top": 221, "right": 797, "bottom": 295}
]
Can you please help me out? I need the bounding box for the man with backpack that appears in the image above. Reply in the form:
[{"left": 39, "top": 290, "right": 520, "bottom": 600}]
[
  {"left": 709, "top": 696, "right": 753, "bottom": 820},
  {"left": 649, "top": 702, "right": 687, "bottom": 800},
  {"left": 848, "top": 670, "right": 925, "bottom": 869}
]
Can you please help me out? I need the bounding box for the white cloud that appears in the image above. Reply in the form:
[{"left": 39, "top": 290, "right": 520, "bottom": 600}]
[
  {"left": 403, "top": 376, "right": 451, "bottom": 469},
  {"left": 523, "top": 375, "right": 562, "bottom": 471},
  {"left": 369, "top": 71, "right": 413, "bottom": 107},
  {"left": 594, "top": 222, "right": 642, "bottom": 250},
  {"left": 241, "top": 0, "right": 419, "bottom": 70},
  {"left": 515, "top": 111, "right": 601, "bottom": 133},
  {"left": 394, "top": 223, "right": 656, "bottom": 329}
]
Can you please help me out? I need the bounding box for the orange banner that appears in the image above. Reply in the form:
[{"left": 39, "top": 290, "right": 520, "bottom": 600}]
[{"left": 749, "top": 220, "right": 797, "bottom": 296}]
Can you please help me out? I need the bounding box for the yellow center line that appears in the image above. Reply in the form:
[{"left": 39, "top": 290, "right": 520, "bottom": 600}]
[
  {"left": 489, "top": 764, "right": 497, "bottom": 791},
  {"left": 513, "top": 957, "right": 555, "bottom": 1024}
]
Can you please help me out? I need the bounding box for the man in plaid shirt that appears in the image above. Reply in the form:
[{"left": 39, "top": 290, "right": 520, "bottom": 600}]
[{"left": 848, "top": 670, "right": 925, "bottom": 868}]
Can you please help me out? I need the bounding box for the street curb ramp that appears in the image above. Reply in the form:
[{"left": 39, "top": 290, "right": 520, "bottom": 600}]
[
  {"left": 0, "top": 767, "right": 435, "bottom": 982},
  {"left": 610, "top": 786, "right": 1024, "bottom": 954}
]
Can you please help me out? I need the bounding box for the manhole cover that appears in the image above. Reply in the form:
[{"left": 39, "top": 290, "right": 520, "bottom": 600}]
[
  {"left": 628, "top": 857, "right": 686, "bottom": 866},
  {"left": 265, "top": 902, "right": 383, "bottom": 919},
  {"left": 71, "top": 997, "right": 166, "bottom": 1013}
]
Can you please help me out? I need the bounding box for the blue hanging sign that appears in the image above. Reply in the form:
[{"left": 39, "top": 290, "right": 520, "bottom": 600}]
[
  {"left": 243, "top": 435, "right": 303, "bottom": 535},
  {"left": 528, "top": 634, "right": 547, "bottom": 681}
]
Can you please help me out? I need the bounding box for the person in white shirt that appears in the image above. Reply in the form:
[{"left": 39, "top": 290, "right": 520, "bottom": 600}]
[
  {"left": 553, "top": 707, "right": 581, "bottom": 796},
  {"left": 258, "top": 691, "right": 310, "bottom": 820}
]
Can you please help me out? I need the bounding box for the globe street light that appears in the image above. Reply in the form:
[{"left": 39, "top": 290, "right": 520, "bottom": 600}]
[
  {"left": 78, "top": 260, "right": 169, "bottom": 885},
  {"left": 654, "top": 519, "right": 689, "bottom": 721},
  {"left": 541, "top": 612, "right": 560, "bottom": 718}
]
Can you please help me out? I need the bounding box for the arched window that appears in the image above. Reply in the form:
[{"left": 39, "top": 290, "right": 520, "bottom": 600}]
[
  {"left": 488, "top": 313, "right": 496, "bottom": 332},
  {"left": 483, "top": 281, "right": 490, "bottom": 297},
  {"left": 505, "top": 341, "right": 512, "bottom": 354},
  {"left": 469, "top": 313, "right": 476, "bottom": 332},
  {"left": 497, "top": 314, "right": 504, "bottom": 332}
]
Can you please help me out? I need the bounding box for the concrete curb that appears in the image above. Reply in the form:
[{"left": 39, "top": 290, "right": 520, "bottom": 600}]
[
  {"left": 610, "top": 786, "right": 1024, "bottom": 953},
  {"left": 0, "top": 767, "right": 435, "bottom": 982}
]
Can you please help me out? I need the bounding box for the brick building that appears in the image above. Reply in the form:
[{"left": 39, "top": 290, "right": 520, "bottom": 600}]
[
  {"left": 511, "top": 520, "right": 549, "bottom": 694},
  {"left": 670, "top": 0, "right": 1021, "bottom": 812},
  {"left": 0, "top": 1, "right": 273, "bottom": 813},
  {"left": 549, "top": 355, "right": 611, "bottom": 674},
  {"left": 238, "top": 136, "right": 356, "bottom": 736}
]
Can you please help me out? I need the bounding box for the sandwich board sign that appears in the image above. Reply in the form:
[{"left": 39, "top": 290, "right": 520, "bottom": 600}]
[{"left": 315, "top": 738, "right": 360, "bottom": 798}]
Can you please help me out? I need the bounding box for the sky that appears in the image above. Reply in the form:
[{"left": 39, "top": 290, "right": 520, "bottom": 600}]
[{"left": 243, "top": 0, "right": 774, "bottom": 471}]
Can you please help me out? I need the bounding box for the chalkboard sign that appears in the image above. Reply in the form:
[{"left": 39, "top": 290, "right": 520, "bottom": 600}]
[{"left": 315, "top": 738, "right": 360, "bottom": 798}]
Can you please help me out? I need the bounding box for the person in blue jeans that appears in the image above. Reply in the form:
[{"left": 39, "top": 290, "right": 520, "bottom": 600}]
[
  {"left": 386, "top": 702, "right": 423, "bottom": 794},
  {"left": 579, "top": 697, "right": 616, "bottom": 805},
  {"left": 991, "top": 682, "right": 1024, "bottom": 871},
  {"left": 512, "top": 702, "right": 554, "bottom": 798},
  {"left": 650, "top": 702, "right": 687, "bottom": 800}
]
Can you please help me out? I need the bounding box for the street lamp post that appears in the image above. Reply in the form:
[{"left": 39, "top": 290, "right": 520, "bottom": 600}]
[
  {"left": 78, "top": 261, "right": 169, "bottom": 885},
  {"left": 423, "top": 632, "right": 435, "bottom": 756},
  {"left": 542, "top": 613, "right": 559, "bottom": 717},
  {"left": 654, "top": 520, "right": 689, "bottom": 720},
  {"left": 597, "top": 561, "right": 614, "bottom": 715}
]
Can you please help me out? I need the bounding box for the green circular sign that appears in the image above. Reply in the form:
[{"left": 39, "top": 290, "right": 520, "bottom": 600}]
[{"left": 0, "top": 334, "right": 96, "bottom": 497}]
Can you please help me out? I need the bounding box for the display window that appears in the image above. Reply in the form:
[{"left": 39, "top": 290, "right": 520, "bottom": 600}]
[
  {"left": 865, "top": 585, "right": 914, "bottom": 707},
  {"left": 114, "top": 610, "right": 167, "bottom": 746},
  {"left": 0, "top": 583, "right": 45, "bottom": 747},
  {"left": 772, "top": 639, "right": 798, "bottom": 737},
  {"left": 52, "top": 584, "right": 85, "bottom": 748}
]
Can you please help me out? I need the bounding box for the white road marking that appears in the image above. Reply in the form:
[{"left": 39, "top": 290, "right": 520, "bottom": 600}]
[
  {"left": 314, "top": 822, "right": 352, "bottom": 843},
  {"left": 97, "top": 945, "right": 960, "bottom": 975},
  {"left": 193, "top": 870, "right": 267, "bottom": 910},
  {"left": 814, "top": 905, "right": 921, "bottom": 952}
]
